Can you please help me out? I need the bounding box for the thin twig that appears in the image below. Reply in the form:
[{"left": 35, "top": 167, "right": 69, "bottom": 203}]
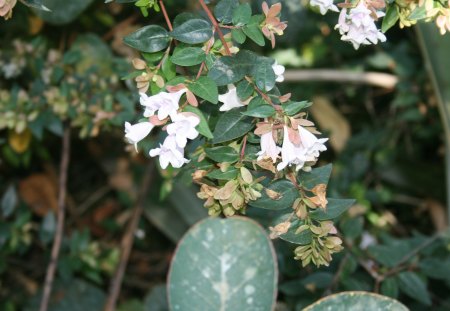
[
  {"left": 159, "top": 0, "right": 173, "bottom": 31},
  {"left": 39, "top": 125, "right": 71, "bottom": 311},
  {"left": 198, "top": 0, "right": 231, "bottom": 56},
  {"left": 103, "top": 162, "right": 155, "bottom": 311}
]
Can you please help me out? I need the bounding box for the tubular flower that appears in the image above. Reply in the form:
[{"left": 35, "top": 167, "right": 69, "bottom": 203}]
[
  {"left": 272, "top": 61, "right": 285, "bottom": 83},
  {"left": 124, "top": 121, "right": 154, "bottom": 152},
  {"left": 277, "top": 126, "right": 308, "bottom": 171},
  {"left": 149, "top": 135, "right": 189, "bottom": 169},
  {"left": 166, "top": 112, "right": 200, "bottom": 148},
  {"left": 140, "top": 89, "right": 187, "bottom": 120},
  {"left": 310, "top": 0, "right": 339, "bottom": 15},
  {"left": 218, "top": 84, "right": 249, "bottom": 111},
  {"left": 257, "top": 131, "right": 280, "bottom": 163}
]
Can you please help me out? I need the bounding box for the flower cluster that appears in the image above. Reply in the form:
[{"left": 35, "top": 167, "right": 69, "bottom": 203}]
[
  {"left": 124, "top": 87, "right": 200, "bottom": 169},
  {"left": 310, "top": 0, "right": 386, "bottom": 49}
]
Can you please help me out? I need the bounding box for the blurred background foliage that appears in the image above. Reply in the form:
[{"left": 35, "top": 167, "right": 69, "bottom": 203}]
[{"left": 0, "top": 0, "right": 449, "bottom": 310}]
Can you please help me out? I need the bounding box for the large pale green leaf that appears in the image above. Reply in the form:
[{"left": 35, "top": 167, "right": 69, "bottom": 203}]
[
  {"left": 303, "top": 291, "right": 408, "bottom": 311},
  {"left": 417, "top": 24, "right": 450, "bottom": 224},
  {"left": 123, "top": 25, "right": 170, "bottom": 53},
  {"left": 250, "top": 180, "right": 297, "bottom": 211},
  {"left": 170, "top": 19, "right": 213, "bottom": 44},
  {"left": 168, "top": 217, "right": 277, "bottom": 311},
  {"left": 33, "top": 0, "right": 93, "bottom": 25},
  {"left": 212, "top": 107, "right": 254, "bottom": 144}
]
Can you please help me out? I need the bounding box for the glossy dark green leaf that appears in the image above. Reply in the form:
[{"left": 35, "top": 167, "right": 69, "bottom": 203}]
[
  {"left": 397, "top": 272, "right": 431, "bottom": 306},
  {"left": 232, "top": 3, "right": 251, "bottom": 26},
  {"left": 298, "top": 164, "right": 333, "bottom": 189},
  {"left": 208, "top": 51, "right": 256, "bottom": 86},
  {"left": 207, "top": 168, "right": 239, "bottom": 180},
  {"left": 309, "top": 199, "right": 355, "bottom": 221},
  {"left": 212, "top": 107, "right": 254, "bottom": 144},
  {"left": 243, "top": 15, "right": 265, "bottom": 46},
  {"left": 168, "top": 217, "right": 277, "bottom": 311},
  {"left": 282, "top": 101, "right": 312, "bottom": 116},
  {"left": 170, "top": 47, "right": 206, "bottom": 66},
  {"left": 161, "top": 56, "right": 176, "bottom": 80},
  {"left": 187, "top": 76, "right": 218, "bottom": 104},
  {"left": 214, "top": 0, "right": 239, "bottom": 24},
  {"left": 205, "top": 146, "right": 239, "bottom": 163},
  {"left": 236, "top": 79, "right": 253, "bottom": 100},
  {"left": 250, "top": 180, "right": 297, "bottom": 210},
  {"left": 277, "top": 217, "right": 312, "bottom": 245},
  {"left": 231, "top": 28, "right": 246, "bottom": 44},
  {"left": 242, "top": 97, "right": 275, "bottom": 118},
  {"left": 183, "top": 106, "right": 214, "bottom": 139},
  {"left": 123, "top": 25, "right": 170, "bottom": 53},
  {"left": 419, "top": 258, "right": 450, "bottom": 280},
  {"left": 170, "top": 19, "right": 213, "bottom": 44},
  {"left": 254, "top": 61, "right": 276, "bottom": 92},
  {"left": 21, "top": 0, "right": 50, "bottom": 11},
  {"left": 303, "top": 291, "right": 408, "bottom": 311},
  {"left": 381, "top": 5, "right": 399, "bottom": 33},
  {"left": 380, "top": 277, "right": 399, "bottom": 299}
]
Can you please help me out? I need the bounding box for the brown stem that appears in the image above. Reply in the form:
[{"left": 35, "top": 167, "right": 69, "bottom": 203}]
[
  {"left": 103, "top": 162, "right": 155, "bottom": 311},
  {"left": 240, "top": 135, "right": 248, "bottom": 161},
  {"left": 39, "top": 125, "right": 71, "bottom": 311},
  {"left": 196, "top": 36, "right": 214, "bottom": 79},
  {"left": 159, "top": 0, "right": 173, "bottom": 31},
  {"left": 198, "top": 0, "right": 231, "bottom": 56}
]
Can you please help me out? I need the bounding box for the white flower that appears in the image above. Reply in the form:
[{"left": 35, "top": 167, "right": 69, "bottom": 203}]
[
  {"left": 166, "top": 112, "right": 200, "bottom": 148},
  {"left": 310, "top": 0, "right": 339, "bottom": 15},
  {"left": 218, "top": 84, "right": 247, "bottom": 111},
  {"left": 257, "top": 131, "right": 280, "bottom": 163},
  {"left": 140, "top": 89, "right": 186, "bottom": 120},
  {"left": 298, "top": 125, "right": 328, "bottom": 161},
  {"left": 277, "top": 126, "right": 308, "bottom": 171},
  {"left": 335, "top": 1, "right": 386, "bottom": 50},
  {"left": 272, "top": 61, "right": 285, "bottom": 83},
  {"left": 149, "top": 135, "right": 189, "bottom": 169},
  {"left": 124, "top": 121, "right": 154, "bottom": 152}
]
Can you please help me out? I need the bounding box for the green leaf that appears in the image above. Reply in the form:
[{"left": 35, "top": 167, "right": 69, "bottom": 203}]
[
  {"left": 232, "top": 3, "right": 252, "bottom": 26},
  {"left": 282, "top": 101, "right": 312, "bottom": 116},
  {"left": 170, "top": 19, "right": 213, "bottom": 44},
  {"left": 381, "top": 5, "right": 399, "bottom": 33},
  {"left": 298, "top": 164, "right": 333, "bottom": 189},
  {"left": 254, "top": 61, "right": 276, "bottom": 92},
  {"left": 214, "top": 0, "right": 239, "bottom": 24},
  {"left": 187, "top": 76, "right": 218, "bottom": 104},
  {"left": 123, "top": 25, "right": 170, "bottom": 53},
  {"left": 242, "top": 97, "right": 275, "bottom": 118},
  {"left": 207, "top": 167, "right": 239, "bottom": 180},
  {"left": 243, "top": 15, "right": 265, "bottom": 46},
  {"left": 236, "top": 79, "right": 253, "bottom": 100},
  {"left": 419, "top": 258, "right": 450, "bottom": 280},
  {"left": 205, "top": 146, "right": 239, "bottom": 163},
  {"left": 21, "top": 0, "right": 50, "bottom": 11},
  {"left": 380, "top": 277, "right": 399, "bottom": 299},
  {"left": 33, "top": 0, "right": 93, "bottom": 25},
  {"left": 303, "top": 291, "right": 408, "bottom": 311},
  {"left": 277, "top": 216, "right": 312, "bottom": 245},
  {"left": 367, "top": 241, "right": 412, "bottom": 268},
  {"left": 231, "top": 28, "right": 246, "bottom": 44},
  {"left": 309, "top": 199, "right": 355, "bottom": 221},
  {"left": 250, "top": 180, "right": 298, "bottom": 211},
  {"left": 1, "top": 185, "right": 17, "bottom": 218},
  {"left": 397, "top": 272, "right": 432, "bottom": 306},
  {"left": 168, "top": 217, "right": 277, "bottom": 311},
  {"left": 408, "top": 5, "right": 428, "bottom": 21},
  {"left": 212, "top": 107, "right": 254, "bottom": 144},
  {"left": 208, "top": 50, "right": 256, "bottom": 86},
  {"left": 170, "top": 47, "right": 206, "bottom": 66},
  {"left": 144, "top": 285, "right": 169, "bottom": 311},
  {"left": 161, "top": 56, "right": 176, "bottom": 80},
  {"left": 183, "top": 106, "right": 214, "bottom": 139}
]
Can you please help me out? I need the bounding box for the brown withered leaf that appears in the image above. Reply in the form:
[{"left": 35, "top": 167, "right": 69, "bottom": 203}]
[
  {"left": 254, "top": 123, "right": 272, "bottom": 136},
  {"left": 265, "top": 188, "right": 282, "bottom": 200},
  {"left": 256, "top": 158, "right": 277, "bottom": 173},
  {"left": 19, "top": 174, "right": 58, "bottom": 216}
]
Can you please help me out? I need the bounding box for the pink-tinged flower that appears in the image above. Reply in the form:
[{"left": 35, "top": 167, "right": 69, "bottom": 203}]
[
  {"left": 277, "top": 126, "right": 308, "bottom": 171},
  {"left": 149, "top": 135, "right": 189, "bottom": 169},
  {"left": 218, "top": 85, "right": 249, "bottom": 111},
  {"left": 0, "top": 0, "right": 17, "bottom": 20},
  {"left": 140, "top": 89, "right": 186, "bottom": 120},
  {"left": 272, "top": 61, "right": 285, "bottom": 83},
  {"left": 124, "top": 121, "right": 154, "bottom": 152},
  {"left": 310, "top": 0, "right": 339, "bottom": 15},
  {"left": 166, "top": 112, "right": 200, "bottom": 148},
  {"left": 261, "top": 2, "right": 288, "bottom": 48},
  {"left": 257, "top": 131, "right": 280, "bottom": 163},
  {"left": 335, "top": 1, "right": 386, "bottom": 49}
]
